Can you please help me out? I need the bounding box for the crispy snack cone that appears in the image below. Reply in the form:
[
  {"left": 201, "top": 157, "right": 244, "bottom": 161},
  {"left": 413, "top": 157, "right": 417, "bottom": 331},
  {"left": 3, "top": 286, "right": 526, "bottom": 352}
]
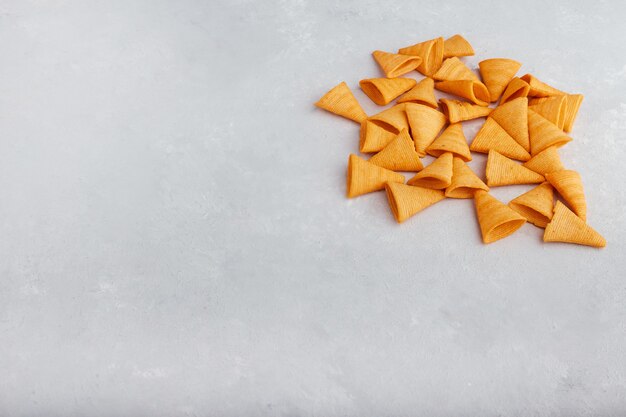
[
  {"left": 545, "top": 170, "right": 587, "bottom": 221},
  {"left": 522, "top": 146, "right": 565, "bottom": 175},
  {"left": 426, "top": 123, "right": 472, "bottom": 161},
  {"left": 435, "top": 80, "right": 490, "bottom": 106},
  {"left": 543, "top": 201, "right": 606, "bottom": 248},
  {"left": 360, "top": 77, "right": 417, "bottom": 106},
  {"left": 528, "top": 109, "right": 572, "bottom": 155},
  {"left": 529, "top": 95, "right": 567, "bottom": 130},
  {"left": 369, "top": 129, "right": 424, "bottom": 172},
  {"left": 470, "top": 118, "right": 531, "bottom": 161},
  {"left": 508, "top": 182, "right": 554, "bottom": 228},
  {"left": 433, "top": 57, "right": 479, "bottom": 82},
  {"left": 443, "top": 34, "right": 474, "bottom": 58},
  {"left": 562, "top": 94, "right": 584, "bottom": 132},
  {"left": 385, "top": 182, "right": 446, "bottom": 223},
  {"left": 478, "top": 58, "right": 522, "bottom": 102},
  {"left": 520, "top": 74, "right": 565, "bottom": 97},
  {"left": 489, "top": 97, "right": 529, "bottom": 152},
  {"left": 397, "top": 78, "right": 438, "bottom": 108},
  {"left": 440, "top": 99, "right": 492, "bottom": 123},
  {"left": 359, "top": 120, "right": 397, "bottom": 153},
  {"left": 405, "top": 103, "right": 447, "bottom": 156},
  {"left": 315, "top": 81, "right": 367, "bottom": 123},
  {"left": 445, "top": 157, "right": 489, "bottom": 198},
  {"left": 486, "top": 150, "right": 545, "bottom": 186},
  {"left": 398, "top": 37, "right": 444, "bottom": 77},
  {"left": 406, "top": 152, "right": 453, "bottom": 189},
  {"left": 372, "top": 50, "right": 423, "bottom": 78},
  {"left": 369, "top": 103, "right": 409, "bottom": 133},
  {"left": 347, "top": 154, "right": 405, "bottom": 198},
  {"left": 474, "top": 190, "right": 526, "bottom": 243},
  {"left": 500, "top": 77, "right": 530, "bottom": 104}
]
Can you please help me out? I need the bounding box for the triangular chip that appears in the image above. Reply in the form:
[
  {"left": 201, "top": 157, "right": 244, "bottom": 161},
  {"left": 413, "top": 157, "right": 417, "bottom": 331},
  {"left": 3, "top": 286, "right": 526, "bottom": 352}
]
[
  {"left": 522, "top": 146, "right": 565, "bottom": 175},
  {"left": 443, "top": 34, "right": 474, "bottom": 58},
  {"left": 369, "top": 103, "right": 408, "bottom": 133},
  {"left": 520, "top": 74, "right": 565, "bottom": 97},
  {"left": 359, "top": 77, "right": 417, "bottom": 106},
  {"left": 372, "top": 50, "right": 422, "bottom": 78},
  {"left": 562, "top": 94, "right": 584, "bottom": 133},
  {"left": 508, "top": 182, "right": 554, "bottom": 228},
  {"left": 396, "top": 77, "right": 438, "bottom": 108},
  {"left": 445, "top": 157, "right": 489, "bottom": 198},
  {"left": 545, "top": 170, "right": 587, "bottom": 221},
  {"left": 485, "top": 150, "right": 545, "bottom": 186},
  {"left": 470, "top": 118, "right": 531, "bottom": 161},
  {"left": 315, "top": 81, "right": 367, "bottom": 123},
  {"left": 405, "top": 103, "right": 446, "bottom": 156},
  {"left": 406, "top": 152, "right": 453, "bottom": 189},
  {"left": 528, "top": 109, "right": 572, "bottom": 155},
  {"left": 529, "top": 95, "right": 567, "bottom": 130},
  {"left": 385, "top": 182, "right": 446, "bottom": 223},
  {"left": 359, "top": 120, "right": 397, "bottom": 153},
  {"left": 478, "top": 58, "right": 522, "bottom": 102},
  {"left": 435, "top": 80, "right": 490, "bottom": 106},
  {"left": 489, "top": 97, "right": 529, "bottom": 152},
  {"left": 500, "top": 77, "right": 530, "bottom": 104},
  {"left": 433, "top": 57, "right": 479, "bottom": 82},
  {"left": 369, "top": 129, "right": 423, "bottom": 172},
  {"left": 474, "top": 190, "right": 526, "bottom": 243},
  {"left": 543, "top": 201, "right": 606, "bottom": 248},
  {"left": 347, "top": 154, "right": 405, "bottom": 198},
  {"left": 426, "top": 123, "right": 472, "bottom": 162},
  {"left": 440, "top": 99, "right": 492, "bottom": 123},
  {"left": 398, "top": 37, "right": 444, "bottom": 77}
]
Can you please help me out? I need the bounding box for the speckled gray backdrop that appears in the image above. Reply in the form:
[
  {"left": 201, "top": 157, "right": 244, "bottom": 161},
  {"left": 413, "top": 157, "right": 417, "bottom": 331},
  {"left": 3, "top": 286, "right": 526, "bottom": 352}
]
[{"left": 1, "top": 0, "right": 625, "bottom": 416}]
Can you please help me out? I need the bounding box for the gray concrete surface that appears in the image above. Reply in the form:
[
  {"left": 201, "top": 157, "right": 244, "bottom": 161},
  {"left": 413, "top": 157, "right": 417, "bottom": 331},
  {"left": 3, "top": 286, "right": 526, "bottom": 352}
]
[{"left": 1, "top": 0, "right": 625, "bottom": 416}]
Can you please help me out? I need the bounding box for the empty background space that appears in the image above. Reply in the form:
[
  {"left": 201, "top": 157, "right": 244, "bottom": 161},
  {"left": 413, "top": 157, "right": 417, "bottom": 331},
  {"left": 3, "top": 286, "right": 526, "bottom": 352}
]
[{"left": 0, "top": 0, "right": 625, "bottom": 416}]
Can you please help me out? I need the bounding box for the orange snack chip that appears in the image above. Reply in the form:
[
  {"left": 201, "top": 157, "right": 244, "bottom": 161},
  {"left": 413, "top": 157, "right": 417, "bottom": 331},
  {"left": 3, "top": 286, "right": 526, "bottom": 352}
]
[
  {"left": 478, "top": 58, "right": 522, "bottom": 102},
  {"left": 433, "top": 57, "right": 479, "bottom": 82},
  {"left": 522, "top": 146, "right": 565, "bottom": 176},
  {"left": 426, "top": 123, "right": 472, "bottom": 162},
  {"left": 489, "top": 97, "right": 529, "bottom": 152},
  {"left": 360, "top": 77, "right": 416, "bottom": 105},
  {"left": 440, "top": 99, "right": 492, "bottom": 123},
  {"left": 543, "top": 201, "right": 606, "bottom": 248},
  {"left": 359, "top": 120, "right": 397, "bottom": 153},
  {"left": 445, "top": 157, "right": 489, "bottom": 198},
  {"left": 347, "top": 154, "right": 405, "bottom": 198},
  {"left": 500, "top": 77, "right": 530, "bottom": 104},
  {"left": 485, "top": 150, "right": 545, "bottom": 186},
  {"left": 369, "top": 103, "right": 409, "bottom": 133},
  {"left": 407, "top": 152, "right": 453, "bottom": 189},
  {"left": 443, "top": 34, "right": 474, "bottom": 58},
  {"left": 398, "top": 37, "right": 444, "bottom": 77},
  {"left": 385, "top": 182, "right": 446, "bottom": 223},
  {"left": 528, "top": 109, "right": 572, "bottom": 155},
  {"left": 369, "top": 129, "right": 423, "bottom": 172},
  {"left": 316, "top": 81, "right": 367, "bottom": 123},
  {"left": 508, "top": 182, "right": 555, "bottom": 228},
  {"left": 470, "top": 118, "right": 531, "bottom": 161},
  {"left": 372, "top": 50, "right": 422, "bottom": 78},
  {"left": 520, "top": 74, "right": 564, "bottom": 97},
  {"left": 545, "top": 170, "right": 587, "bottom": 221},
  {"left": 474, "top": 190, "right": 526, "bottom": 243},
  {"left": 396, "top": 77, "right": 438, "bottom": 108},
  {"left": 405, "top": 103, "right": 447, "bottom": 156},
  {"left": 562, "top": 94, "right": 584, "bottom": 133},
  {"left": 434, "top": 80, "right": 490, "bottom": 106},
  {"left": 529, "top": 95, "right": 567, "bottom": 130}
]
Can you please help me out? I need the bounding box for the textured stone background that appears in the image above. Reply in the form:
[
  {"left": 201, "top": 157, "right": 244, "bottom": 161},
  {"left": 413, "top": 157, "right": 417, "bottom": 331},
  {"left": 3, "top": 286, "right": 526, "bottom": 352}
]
[{"left": 1, "top": 0, "right": 625, "bottom": 416}]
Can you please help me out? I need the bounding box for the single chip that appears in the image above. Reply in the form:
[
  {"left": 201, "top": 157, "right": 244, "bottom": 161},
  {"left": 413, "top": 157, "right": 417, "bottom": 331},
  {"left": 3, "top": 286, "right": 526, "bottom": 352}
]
[
  {"left": 433, "top": 57, "right": 479, "bottom": 82},
  {"left": 315, "top": 81, "right": 367, "bottom": 123},
  {"left": 489, "top": 97, "right": 530, "bottom": 152},
  {"left": 369, "top": 103, "right": 409, "bottom": 133},
  {"left": 369, "top": 128, "right": 423, "bottom": 172},
  {"left": 522, "top": 146, "right": 565, "bottom": 176},
  {"left": 426, "top": 123, "right": 472, "bottom": 161},
  {"left": 529, "top": 95, "right": 567, "bottom": 130},
  {"left": 500, "top": 77, "right": 530, "bottom": 104},
  {"left": 561, "top": 94, "right": 584, "bottom": 133},
  {"left": 434, "top": 80, "right": 490, "bottom": 106},
  {"left": 359, "top": 77, "right": 417, "bottom": 106},
  {"left": 396, "top": 77, "right": 438, "bottom": 108},
  {"left": 398, "top": 37, "right": 444, "bottom": 77},
  {"left": 405, "top": 103, "right": 447, "bottom": 156},
  {"left": 470, "top": 118, "right": 531, "bottom": 161},
  {"left": 474, "top": 190, "right": 526, "bottom": 243},
  {"left": 385, "top": 182, "right": 446, "bottom": 223},
  {"left": 528, "top": 109, "right": 572, "bottom": 155},
  {"left": 346, "top": 154, "right": 405, "bottom": 198},
  {"left": 478, "top": 58, "right": 522, "bottom": 102},
  {"left": 520, "top": 74, "right": 565, "bottom": 97},
  {"left": 443, "top": 34, "right": 474, "bottom": 58},
  {"left": 445, "top": 157, "right": 489, "bottom": 199},
  {"left": 440, "top": 99, "right": 492, "bottom": 123},
  {"left": 508, "top": 182, "right": 555, "bottom": 228},
  {"left": 372, "top": 50, "right": 422, "bottom": 78},
  {"left": 485, "top": 150, "right": 545, "bottom": 186},
  {"left": 545, "top": 170, "right": 587, "bottom": 221},
  {"left": 359, "top": 120, "right": 397, "bottom": 153},
  {"left": 407, "top": 152, "right": 453, "bottom": 189},
  {"left": 543, "top": 201, "right": 606, "bottom": 248}
]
